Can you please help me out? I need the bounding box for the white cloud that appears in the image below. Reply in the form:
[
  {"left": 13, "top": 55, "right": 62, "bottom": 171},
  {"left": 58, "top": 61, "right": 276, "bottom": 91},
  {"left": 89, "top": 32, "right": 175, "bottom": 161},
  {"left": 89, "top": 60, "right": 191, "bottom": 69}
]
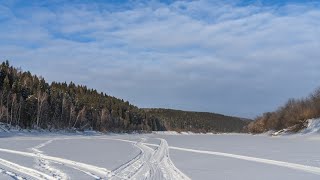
[{"left": 1, "top": 0, "right": 320, "bottom": 117}]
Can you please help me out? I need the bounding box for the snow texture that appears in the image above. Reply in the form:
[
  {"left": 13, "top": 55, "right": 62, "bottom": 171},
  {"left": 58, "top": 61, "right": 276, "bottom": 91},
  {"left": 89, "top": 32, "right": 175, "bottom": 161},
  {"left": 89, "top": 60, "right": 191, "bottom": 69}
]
[{"left": 0, "top": 123, "right": 320, "bottom": 179}]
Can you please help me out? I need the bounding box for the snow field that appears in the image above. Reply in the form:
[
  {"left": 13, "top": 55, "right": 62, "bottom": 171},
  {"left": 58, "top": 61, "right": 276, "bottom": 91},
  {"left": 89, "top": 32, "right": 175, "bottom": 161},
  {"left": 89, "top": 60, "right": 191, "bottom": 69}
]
[{"left": 0, "top": 132, "right": 320, "bottom": 179}]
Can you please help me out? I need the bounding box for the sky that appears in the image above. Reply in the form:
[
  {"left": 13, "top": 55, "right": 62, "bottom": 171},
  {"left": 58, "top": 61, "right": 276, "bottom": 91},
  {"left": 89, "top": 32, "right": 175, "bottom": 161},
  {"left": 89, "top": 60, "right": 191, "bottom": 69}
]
[{"left": 0, "top": 0, "right": 320, "bottom": 118}]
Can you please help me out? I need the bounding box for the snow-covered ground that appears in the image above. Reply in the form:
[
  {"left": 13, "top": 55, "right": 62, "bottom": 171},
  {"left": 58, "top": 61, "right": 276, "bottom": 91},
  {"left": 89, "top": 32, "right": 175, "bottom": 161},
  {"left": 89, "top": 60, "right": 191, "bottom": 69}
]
[{"left": 0, "top": 125, "right": 320, "bottom": 179}]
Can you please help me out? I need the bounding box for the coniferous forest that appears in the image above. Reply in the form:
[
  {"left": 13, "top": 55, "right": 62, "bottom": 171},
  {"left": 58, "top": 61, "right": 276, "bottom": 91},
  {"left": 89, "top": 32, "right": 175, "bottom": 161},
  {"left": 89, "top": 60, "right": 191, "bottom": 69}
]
[{"left": 0, "top": 60, "right": 248, "bottom": 133}]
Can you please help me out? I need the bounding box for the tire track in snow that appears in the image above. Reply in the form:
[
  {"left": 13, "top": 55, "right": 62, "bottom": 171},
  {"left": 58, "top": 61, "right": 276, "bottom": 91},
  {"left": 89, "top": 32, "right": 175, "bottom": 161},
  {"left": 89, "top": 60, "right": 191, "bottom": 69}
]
[
  {"left": 6, "top": 135, "right": 319, "bottom": 178},
  {"left": 167, "top": 146, "right": 320, "bottom": 176},
  {"left": 0, "top": 158, "right": 55, "bottom": 180},
  {"left": 110, "top": 139, "right": 154, "bottom": 180},
  {"left": 30, "top": 140, "right": 69, "bottom": 180},
  {"left": 0, "top": 148, "right": 111, "bottom": 179},
  {"left": 101, "top": 137, "right": 320, "bottom": 177},
  {"left": 32, "top": 138, "right": 111, "bottom": 179},
  {"left": 109, "top": 138, "right": 191, "bottom": 180},
  {"left": 151, "top": 139, "right": 191, "bottom": 180}
]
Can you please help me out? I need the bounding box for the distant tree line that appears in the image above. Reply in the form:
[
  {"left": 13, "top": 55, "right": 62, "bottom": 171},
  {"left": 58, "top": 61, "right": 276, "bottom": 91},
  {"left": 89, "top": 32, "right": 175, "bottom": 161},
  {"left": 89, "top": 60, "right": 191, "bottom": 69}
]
[
  {"left": 247, "top": 88, "right": 320, "bottom": 133},
  {"left": 144, "top": 108, "right": 248, "bottom": 133},
  {"left": 0, "top": 60, "right": 247, "bottom": 133}
]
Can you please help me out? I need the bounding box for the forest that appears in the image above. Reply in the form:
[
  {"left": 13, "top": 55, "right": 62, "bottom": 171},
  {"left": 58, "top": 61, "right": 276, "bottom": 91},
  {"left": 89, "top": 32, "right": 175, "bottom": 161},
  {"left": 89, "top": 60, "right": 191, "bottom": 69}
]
[
  {"left": 247, "top": 88, "right": 320, "bottom": 133},
  {"left": 0, "top": 60, "right": 247, "bottom": 133},
  {"left": 145, "top": 108, "right": 248, "bottom": 133}
]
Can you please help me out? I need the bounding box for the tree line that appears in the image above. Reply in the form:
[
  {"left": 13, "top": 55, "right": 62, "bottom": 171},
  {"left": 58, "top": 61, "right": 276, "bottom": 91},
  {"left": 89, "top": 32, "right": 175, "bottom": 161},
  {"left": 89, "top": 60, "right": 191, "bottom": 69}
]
[
  {"left": 144, "top": 108, "right": 248, "bottom": 133},
  {"left": 0, "top": 60, "right": 247, "bottom": 133},
  {"left": 247, "top": 88, "right": 320, "bottom": 133},
  {"left": 0, "top": 60, "right": 166, "bottom": 132}
]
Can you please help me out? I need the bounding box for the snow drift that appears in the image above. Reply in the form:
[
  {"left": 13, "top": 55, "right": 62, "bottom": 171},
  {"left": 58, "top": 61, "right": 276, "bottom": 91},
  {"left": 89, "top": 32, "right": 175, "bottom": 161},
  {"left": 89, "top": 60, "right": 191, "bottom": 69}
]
[{"left": 300, "top": 118, "right": 320, "bottom": 135}]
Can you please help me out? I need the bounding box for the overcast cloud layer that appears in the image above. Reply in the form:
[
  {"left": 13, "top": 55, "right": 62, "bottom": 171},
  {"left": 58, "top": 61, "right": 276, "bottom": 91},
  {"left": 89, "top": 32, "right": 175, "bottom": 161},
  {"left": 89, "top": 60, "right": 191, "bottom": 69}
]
[{"left": 1, "top": 0, "right": 320, "bottom": 118}]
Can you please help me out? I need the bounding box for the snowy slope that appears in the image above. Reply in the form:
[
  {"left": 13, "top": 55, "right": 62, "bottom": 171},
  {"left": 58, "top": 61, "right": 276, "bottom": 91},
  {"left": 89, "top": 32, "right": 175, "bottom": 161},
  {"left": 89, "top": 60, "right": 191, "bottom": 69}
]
[{"left": 300, "top": 118, "right": 320, "bottom": 134}]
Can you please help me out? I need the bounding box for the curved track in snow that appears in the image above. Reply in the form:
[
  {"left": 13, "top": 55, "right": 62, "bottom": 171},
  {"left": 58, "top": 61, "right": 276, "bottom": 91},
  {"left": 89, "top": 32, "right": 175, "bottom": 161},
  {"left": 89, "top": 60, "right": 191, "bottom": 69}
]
[
  {"left": 167, "top": 145, "right": 320, "bottom": 176},
  {"left": 0, "top": 147, "right": 111, "bottom": 179},
  {"left": 103, "top": 137, "right": 320, "bottom": 177},
  {"left": 30, "top": 140, "right": 69, "bottom": 180},
  {"left": 110, "top": 138, "right": 191, "bottom": 180},
  {"left": 0, "top": 157, "right": 55, "bottom": 180},
  {"left": 1, "top": 135, "right": 320, "bottom": 179}
]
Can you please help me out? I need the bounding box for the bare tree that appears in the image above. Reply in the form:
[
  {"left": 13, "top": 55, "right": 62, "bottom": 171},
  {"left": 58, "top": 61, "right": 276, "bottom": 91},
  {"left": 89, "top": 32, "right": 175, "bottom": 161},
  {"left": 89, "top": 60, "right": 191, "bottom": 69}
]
[
  {"left": 0, "top": 106, "right": 6, "bottom": 122},
  {"left": 61, "top": 93, "right": 66, "bottom": 122},
  {"left": 69, "top": 104, "right": 75, "bottom": 128},
  {"left": 73, "top": 107, "right": 86, "bottom": 129},
  {"left": 99, "top": 108, "right": 109, "bottom": 131},
  {"left": 10, "top": 94, "right": 16, "bottom": 126},
  {"left": 36, "top": 91, "right": 48, "bottom": 128},
  {"left": 0, "top": 90, "right": 3, "bottom": 122},
  {"left": 17, "top": 96, "right": 23, "bottom": 128},
  {"left": 6, "top": 93, "right": 9, "bottom": 124}
]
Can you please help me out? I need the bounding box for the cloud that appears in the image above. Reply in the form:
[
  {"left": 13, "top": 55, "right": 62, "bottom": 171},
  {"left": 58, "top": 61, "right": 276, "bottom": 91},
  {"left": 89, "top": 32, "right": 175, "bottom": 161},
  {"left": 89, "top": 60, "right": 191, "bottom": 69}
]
[{"left": 0, "top": 0, "right": 320, "bottom": 117}]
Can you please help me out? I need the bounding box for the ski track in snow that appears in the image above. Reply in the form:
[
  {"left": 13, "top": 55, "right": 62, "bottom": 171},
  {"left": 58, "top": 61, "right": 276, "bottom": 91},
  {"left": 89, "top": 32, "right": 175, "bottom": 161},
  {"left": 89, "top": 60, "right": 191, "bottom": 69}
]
[
  {"left": 109, "top": 138, "right": 191, "bottom": 180},
  {"left": 0, "top": 167, "right": 26, "bottom": 180},
  {"left": 0, "top": 157, "right": 55, "bottom": 180},
  {"left": 0, "top": 147, "right": 111, "bottom": 179},
  {"left": 2, "top": 135, "right": 320, "bottom": 179},
  {"left": 98, "top": 137, "right": 320, "bottom": 177},
  {"left": 165, "top": 146, "right": 320, "bottom": 176},
  {"left": 30, "top": 139, "right": 69, "bottom": 180},
  {"left": 151, "top": 139, "right": 191, "bottom": 180}
]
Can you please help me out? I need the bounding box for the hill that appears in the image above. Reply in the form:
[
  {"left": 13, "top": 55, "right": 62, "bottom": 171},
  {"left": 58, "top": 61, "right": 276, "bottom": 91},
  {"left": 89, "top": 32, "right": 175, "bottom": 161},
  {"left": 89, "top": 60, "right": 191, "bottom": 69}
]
[
  {"left": 0, "top": 60, "right": 247, "bottom": 133},
  {"left": 247, "top": 87, "right": 320, "bottom": 134},
  {"left": 144, "top": 108, "right": 249, "bottom": 133}
]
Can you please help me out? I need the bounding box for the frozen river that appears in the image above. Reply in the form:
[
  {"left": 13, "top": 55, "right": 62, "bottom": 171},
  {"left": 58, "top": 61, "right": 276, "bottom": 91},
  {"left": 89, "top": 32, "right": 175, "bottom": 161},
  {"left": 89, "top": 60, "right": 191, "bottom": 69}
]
[{"left": 0, "top": 132, "right": 319, "bottom": 179}]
